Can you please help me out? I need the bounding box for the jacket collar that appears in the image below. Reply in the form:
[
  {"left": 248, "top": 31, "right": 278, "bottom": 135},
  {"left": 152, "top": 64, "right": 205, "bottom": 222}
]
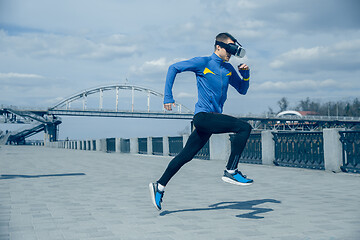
[{"left": 211, "top": 53, "right": 226, "bottom": 64}]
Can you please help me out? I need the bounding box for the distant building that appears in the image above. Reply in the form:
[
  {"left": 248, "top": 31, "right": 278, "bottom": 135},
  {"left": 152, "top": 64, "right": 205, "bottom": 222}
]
[{"left": 277, "top": 110, "right": 319, "bottom": 118}]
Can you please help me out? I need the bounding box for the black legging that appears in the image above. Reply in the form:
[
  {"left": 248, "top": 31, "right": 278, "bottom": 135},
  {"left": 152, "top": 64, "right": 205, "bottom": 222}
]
[{"left": 158, "top": 112, "right": 252, "bottom": 186}]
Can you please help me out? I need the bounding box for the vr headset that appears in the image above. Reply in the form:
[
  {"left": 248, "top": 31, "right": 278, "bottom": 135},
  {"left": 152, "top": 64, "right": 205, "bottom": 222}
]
[{"left": 215, "top": 39, "right": 246, "bottom": 58}]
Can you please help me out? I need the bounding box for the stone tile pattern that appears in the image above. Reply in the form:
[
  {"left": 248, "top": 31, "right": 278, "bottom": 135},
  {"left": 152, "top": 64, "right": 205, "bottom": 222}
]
[{"left": 0, "top": 145, "right": 359, "bottom": 240}]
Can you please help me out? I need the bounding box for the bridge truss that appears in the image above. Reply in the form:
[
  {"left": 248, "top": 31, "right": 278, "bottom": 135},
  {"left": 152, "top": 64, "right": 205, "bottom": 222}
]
[{"left": 49, "top": 84, "right": 192, "bottom": 117}]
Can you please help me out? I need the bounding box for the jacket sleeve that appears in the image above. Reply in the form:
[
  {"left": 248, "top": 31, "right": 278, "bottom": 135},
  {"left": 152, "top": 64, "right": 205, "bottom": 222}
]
[
  {"left": 164, "top": 57, "right": 204, "bottom": 104},
  {"left": 228, "top": 65, "right": 250, "bottom": 95}
]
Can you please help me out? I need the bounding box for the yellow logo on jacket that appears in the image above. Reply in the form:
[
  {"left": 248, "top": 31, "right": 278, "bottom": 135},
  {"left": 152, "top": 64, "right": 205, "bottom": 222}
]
[
  {"left": 203, "top": 68, "right": 215, "bottom": 75},
  {"left": 226, "top": 72, "right": 232, "bottom": 76}
]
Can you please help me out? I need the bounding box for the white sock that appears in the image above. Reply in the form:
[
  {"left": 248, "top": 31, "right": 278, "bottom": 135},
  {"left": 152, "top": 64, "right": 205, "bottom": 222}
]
[
  {"left": 157, "top": 183, "right": 165, "bottom": 192},
  {"left": 226, "top": 169, "right": 236, "bottom": 174}
]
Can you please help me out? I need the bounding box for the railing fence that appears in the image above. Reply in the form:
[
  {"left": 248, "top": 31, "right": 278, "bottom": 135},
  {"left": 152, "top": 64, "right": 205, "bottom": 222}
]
[
  {"left": 272, "top": 132, "right": 324, "bottom": 170},
  {"left": 339, "top": 131, "right": 360, "bottom": 173},
  {"left": 43, "top": 129, "right": 360, "bottom": 174},
  {"left": 152, "top": 137, "right": 163, "bottom": 155},
  {"left": 231, "top": 133, "right": 262, "bottom": 164},
  {"left": 138, "top": 138, "right": 147, "bottom": 154},
  {"left": 169, "top": 136, "right": 183, "bottom": 156}
]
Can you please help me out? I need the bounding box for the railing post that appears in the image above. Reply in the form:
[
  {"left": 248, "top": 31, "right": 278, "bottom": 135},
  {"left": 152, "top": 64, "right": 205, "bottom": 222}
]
[
  {"left": 163, "top": 136, "right": 169, "bottom": 156},
  {"left": 116, "top": 138, "right": 121, "bottom": 153},
  {"left": 131, "top": 87, "right": 134, "bottom": 112},
  {"left": 96, "top": 139, "right": 101, "bottom": 152},
  {"left": 116, "top": 87, "right": 119, "bottom": 111},
  {"left": 261, "top": 130, "right": 276, "bottom": 166},
  {"left": 82, "top": 93, "right": 87, "bottom": 110},
  {"left": 101, "top": 139, "right": 107, "bottom": 152},
  {"left": 323, "top": 128, "right": 345, "bottom": 172},
  {"left": 210, "top": 133, "right": 231, "bottom": 161},
  {"left": 147, "top": 137, "right": 153, "bottom": 155},
  {"left": 182, "top": 134, "right": 189, "bottom": 148},
  {"left": 130, "top": 137, "right": 138, "bottom": 154},
  {"left": 99, "top": 88, "right": 103, "bottom": 110}
]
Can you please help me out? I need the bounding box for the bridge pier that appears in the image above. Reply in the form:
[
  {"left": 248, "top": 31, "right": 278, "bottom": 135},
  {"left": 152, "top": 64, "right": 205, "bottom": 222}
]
[{"left": 44, "top": 123, "right": 59, "bottom": 145}]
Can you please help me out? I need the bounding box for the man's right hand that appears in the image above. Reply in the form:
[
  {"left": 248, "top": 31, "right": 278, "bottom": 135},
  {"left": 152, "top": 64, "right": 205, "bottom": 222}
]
[{"left": 164, "top": 103, "right": 176, "bottom": 111}]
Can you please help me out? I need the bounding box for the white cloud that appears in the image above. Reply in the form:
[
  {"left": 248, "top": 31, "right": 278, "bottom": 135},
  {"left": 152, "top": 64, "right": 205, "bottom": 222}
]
[
  {"left": 130, "top": 57, "right": 186, "bottom": 76},
  {"left": 334, "top": 39, "right": 360, "bottom": 51},
  {"left": 269, "top": 39, "right": 360, "bottom": 73},
  {"left": 0, "top": 72, "right": 44, "bottom": 79},
  {"left": 253, "top": 79, "right": 343, "bottom": 92},
  {"left": 176, "top": 92, "right": 195, "bottom": 98},
  {"left": 144, "top": 58, "right": 168, "bottom": 68},
  {"left": 236, "top": 0, "right": 260, "bottom": 9},
  {"left": 0, "top": 30, "right": 138, "bottom": 61}
]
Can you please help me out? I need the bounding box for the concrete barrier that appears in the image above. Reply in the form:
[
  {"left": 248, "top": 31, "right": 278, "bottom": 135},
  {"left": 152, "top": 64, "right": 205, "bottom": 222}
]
[
  {"left": 147, "top": 137, "right": 152, "bottom": 155},
  {"left": 323, "top": 128, "right": 345, "bottom": 172},
  {"left": 261, "top": 130, "right": 276, "bottom": 166},
  {"left": 116, "top": 138, "right": 121, "bottom": 153},
  {"left": 209, "top": 133, "right": 231, "bottom": 161},
  {"left": 130, "top": 138, "right": 138, "bottom": 154},
  {"left": 163, "top": 136, "right": 169, "bottom": 156}
]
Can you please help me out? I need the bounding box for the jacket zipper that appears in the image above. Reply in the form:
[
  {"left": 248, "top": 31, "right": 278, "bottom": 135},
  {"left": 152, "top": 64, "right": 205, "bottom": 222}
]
[{"left": 220, "top": 63, "right": 223, "bottom": 102}]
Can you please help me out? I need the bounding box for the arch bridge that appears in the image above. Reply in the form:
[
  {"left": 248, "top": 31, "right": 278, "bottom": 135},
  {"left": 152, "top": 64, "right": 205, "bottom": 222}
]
[{"left": 48, "top": 84, "right": 193, "bottom": 119}]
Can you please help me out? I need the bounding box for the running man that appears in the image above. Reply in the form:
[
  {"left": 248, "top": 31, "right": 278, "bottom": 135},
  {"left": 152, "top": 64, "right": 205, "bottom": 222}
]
[{"left": 149, "top": 32, "right": 253, "bottom": 211}]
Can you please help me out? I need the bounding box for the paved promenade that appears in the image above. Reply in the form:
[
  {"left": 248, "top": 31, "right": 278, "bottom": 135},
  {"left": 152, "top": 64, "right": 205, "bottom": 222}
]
[{"left": 0, "top": 145, "right": 359, "bottom": 240}]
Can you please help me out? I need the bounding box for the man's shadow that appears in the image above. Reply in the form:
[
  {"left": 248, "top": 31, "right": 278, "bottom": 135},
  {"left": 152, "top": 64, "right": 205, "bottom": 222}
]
[
  {"left": 160, "top": 199, "right": 281, "bottom": 219},
  {"left": 0, "top": 173, "right": 86, "bottom": 180}
]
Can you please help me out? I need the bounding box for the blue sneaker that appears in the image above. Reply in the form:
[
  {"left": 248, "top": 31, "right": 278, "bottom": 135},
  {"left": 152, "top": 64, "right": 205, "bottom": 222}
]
[
  {"left": 222, "top": 169, "right": 253, "bottom": 186},
  {"left": 149, "top": 182, "right": 164, "bottom": 210}
]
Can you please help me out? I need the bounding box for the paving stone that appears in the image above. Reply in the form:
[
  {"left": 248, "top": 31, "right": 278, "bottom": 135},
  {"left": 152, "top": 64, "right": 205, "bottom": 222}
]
[{"left": 0, "top": 145, "right": 359, "bottom": 239}]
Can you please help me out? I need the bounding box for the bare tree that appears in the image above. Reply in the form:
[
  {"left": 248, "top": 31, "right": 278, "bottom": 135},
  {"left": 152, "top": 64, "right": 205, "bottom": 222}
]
[{"left": 277, "top": 97, "right": 289, "bottom": 113}]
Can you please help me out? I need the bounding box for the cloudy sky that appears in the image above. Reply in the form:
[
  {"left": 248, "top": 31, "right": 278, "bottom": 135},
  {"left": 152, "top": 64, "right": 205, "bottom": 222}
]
[{"left": 1, "top": 0, "right": 359, "bottom": 139}]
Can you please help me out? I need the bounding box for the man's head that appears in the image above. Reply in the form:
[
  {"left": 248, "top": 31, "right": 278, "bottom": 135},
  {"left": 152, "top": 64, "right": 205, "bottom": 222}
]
[{"left": 214, "top": 32, "right": 236, "bottom": 62}]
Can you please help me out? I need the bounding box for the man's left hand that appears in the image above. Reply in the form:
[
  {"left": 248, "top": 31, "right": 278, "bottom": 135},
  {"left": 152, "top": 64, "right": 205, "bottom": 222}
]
[
  {"left": 238, "top": 63, "right": 249, "bottom": 71},
  {"left": 238, "top": 64, "right": 250, "bottom": 80}
]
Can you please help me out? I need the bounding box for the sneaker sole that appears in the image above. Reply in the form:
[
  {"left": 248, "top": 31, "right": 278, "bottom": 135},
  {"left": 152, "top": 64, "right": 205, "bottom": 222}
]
[
  {"left": 148, "top": 183, "right": 161, "bottom": 211},
  {"left": 222, "top": 176, "right": 253, "bottom": 186}
]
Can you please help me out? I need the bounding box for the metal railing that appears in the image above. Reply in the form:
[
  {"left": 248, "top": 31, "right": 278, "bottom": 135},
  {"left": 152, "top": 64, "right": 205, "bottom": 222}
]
[
  {"left": 231, "top": 133, "right": 262, "bottom": 164},
  {"left": 168, "top": 136, "right": 209, "bottom": 159},
  {"left": 272, "top": 131, "right": 324, "bottom": 170},
  {"left": 169, "top": 136, "right": 183, "bottom": 156},
  {"left": 339, "top": 131, "right": 360, "bottom": 173},
  {"left": 121, "top": 139, "right": 130, "bottom": 153},
  {"left": 138, "top": 138, "right": 147, "bottom": 154},
  {"left": 92, "top": 140, "right": 96, "bottom": 151},
  {"left": 106, "top": 138, "right": 116, "bottom": 152},
  {"left": 152, "top": 137, "right": 163, "bottom": 155},
  {"left": 195, "top": 140, "right": 210, "bottom": 160}
]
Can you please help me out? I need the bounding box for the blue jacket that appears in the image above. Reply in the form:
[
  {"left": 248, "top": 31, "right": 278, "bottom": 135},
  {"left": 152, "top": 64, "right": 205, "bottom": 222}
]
[{"left": 164, "top": 53, "right": 249, "bottom": 115}]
